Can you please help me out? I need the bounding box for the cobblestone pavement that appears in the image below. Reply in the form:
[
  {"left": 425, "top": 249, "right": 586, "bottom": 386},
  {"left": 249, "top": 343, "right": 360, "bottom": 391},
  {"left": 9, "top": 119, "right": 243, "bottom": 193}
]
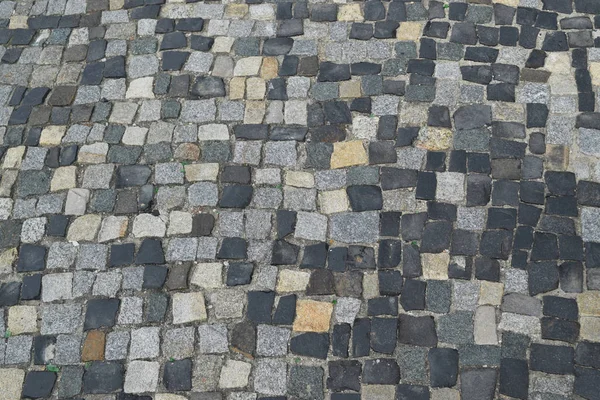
[{"left": 2, "top": 0, "right": 600, "bottom": 398}]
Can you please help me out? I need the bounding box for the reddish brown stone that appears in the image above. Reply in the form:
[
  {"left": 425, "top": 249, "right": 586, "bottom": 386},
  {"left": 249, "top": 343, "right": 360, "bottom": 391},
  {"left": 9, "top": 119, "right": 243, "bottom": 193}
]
[{"left": 82, "top": 330, "right": 105, "bottom": 361}]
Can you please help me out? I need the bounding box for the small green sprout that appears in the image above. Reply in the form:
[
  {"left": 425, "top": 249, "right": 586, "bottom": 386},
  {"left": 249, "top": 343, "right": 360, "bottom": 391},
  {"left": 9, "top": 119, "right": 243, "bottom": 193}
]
[
  {"left": 443, "top": 3, "right": 449, "bottom": 8},
  {"left": 4, "top": 329, "right": 11, "bottom": 338},
  {"left": 170, "top": 357, "right": 175, "bottom": 362},
  {"left": 46, "top": 364, "right": 60, "bottom": 373},
  {"left": 85, "top": 361, "right": 92, "bottom": 369},
  {"left": 294, "top": 357, "right": 300, "bottom": 363},
  {"left": 332, "top": 299, "right": 337, "bottom": 305}
]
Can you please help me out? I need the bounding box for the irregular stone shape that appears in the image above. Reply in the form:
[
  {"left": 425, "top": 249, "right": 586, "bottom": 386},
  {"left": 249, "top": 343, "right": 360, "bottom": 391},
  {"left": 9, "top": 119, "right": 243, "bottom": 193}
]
[
  {"left": 453, "top": 105, "right": 492, "bottom": 130},
  {"left": 346, "top": 185, "right": 383, "bottom": 211},
  {"left": 318, "top": 62, "right": 351, "bottom": 82},
  {"left": 22, "top": 371, "right": 57, "bottom": 398},
  {"left": 263, "top": 38, "right": 293, "bottom": 55},
  {"left": 290, "top": 332, "right": 329, "bottom": 359},
  {"left": 191, "top": 76, "right": 226, "bottom": 98},
  {"left": 115, "top": 165, "right": 151, "bottom": 188},
  {"left": 331, "top": 141, "right": 368, "bottom": 169},
  {"left": 293, "top": 300, "right": 333, "bottom": 332}
]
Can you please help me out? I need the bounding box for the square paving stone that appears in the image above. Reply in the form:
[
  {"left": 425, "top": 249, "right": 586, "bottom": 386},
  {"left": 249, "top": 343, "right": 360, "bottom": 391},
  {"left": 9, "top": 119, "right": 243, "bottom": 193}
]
[
  {"left": 84, "top": 298, "right": 120, "bottom": 330},
  {"left": 83, "top": 362, "right": 124, "bottom": 394}
]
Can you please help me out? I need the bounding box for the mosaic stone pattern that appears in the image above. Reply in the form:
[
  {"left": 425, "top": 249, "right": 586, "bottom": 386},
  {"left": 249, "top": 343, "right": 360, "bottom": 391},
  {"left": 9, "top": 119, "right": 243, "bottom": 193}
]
[{"left": 1, "top": 0, "right": 600, "bottom": 398}]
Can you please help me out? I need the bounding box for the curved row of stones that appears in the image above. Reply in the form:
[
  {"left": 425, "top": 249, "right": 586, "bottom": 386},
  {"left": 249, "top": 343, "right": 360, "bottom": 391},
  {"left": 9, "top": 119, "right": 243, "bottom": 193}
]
[{"left": 2, "top": 0, "right": 600, "bottom": 399}]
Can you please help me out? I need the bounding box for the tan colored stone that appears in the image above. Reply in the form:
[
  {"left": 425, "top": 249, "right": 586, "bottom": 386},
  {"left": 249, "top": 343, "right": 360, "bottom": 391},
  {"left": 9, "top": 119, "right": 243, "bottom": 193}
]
[
  {"left": 493, "top": 0, "right": 519, "bottom": 6},
  {"left": 431, "top": 388, "right": 460, "bottom": 400},
  {"left": 0, "top": 248, "right": 17, "bottom": 275},
  {"left": 234, "top": 57, "right": 263, "bottom": 76},
  {"left": 338, "top": 4, "right": 363, "bottom": 21},
  {"left": 8, "top": 306, "right": 37, "bottom": 335},
  {"left": 190, "top": 262, "right": 223, "bottom": 289},
  {"left": 293, "top": 300, "right": 333, "bottom": 332},
  {"left": 185, "top": 163, "right": 219, "bottom": 182},
  {"left": 219, "top": 360, "right": 251, "bottom": 389},
  {"left": 212, "top": 37, "right": 235, "bottom": 53},
  {"left": 243, "top": 101, "right": 265, "bottom": 124},
  {"left": 110, "top": 0, "right": 124, "bottom": 9},
  {"left": 363, "top": 272, "right": 379, "bottom": 299},
  {"left": 590, "top": 63, "right": 600, "bottom": 86},
  {"left": 339, "top": 80, "right": 361, "bottom": 98},
  {"left": 229, "top": 77, "right": 245, "bottom": 100},
  {"left": 548, "top": 73, "right": 577, "bottom": 96},
  {"left": 0, "top": 368, "right": 24, "bottom": 400},
  {"left": 416, "top": 127, "right": 453, "bottom": 151},
  {"left": 67, "top": 214, "right": 102, "bottom": 241},
  {"left": 397, "top": 22, "right": 424, "bottom": 41},
  {"left": 9, "top": 16, "right": 28, "bottom": 29},
  {"left": 51, "top": 166, "right": 77, "bottom": 192},
  {"left": 546, "top": 52, "right": 572, "bottom": 75},
  {"left": 579, "top": 292, "right": 600, "bottom": 316},
  {"left": 331, "top": 141, "right": 368, "bottom": 169},
  {"left": 277, "top": 270, "right": 310, "bottom": 292},
  {"left": 319, "top": 189, "right": 349, "bottom": 215},
  {"left": 362, "top": 386, "right": 396, "bottom": 400},
  {"left": 285, "top": 171, "right": 314, "bottom": 188},
  {"left": 580, "top": 317, "right": 600, "bottom": 342},
  {"left": 82, "top": 330, "right": 105, "bottom": 361},
  {"left": 40, "top": 126, "right": 66, "bottom": 146},
  {"left": 260, "top": 57, "right": 278, "bottom": 80},
  {"left": 98, "top": 216, "right": 128, "bottom": 242},
  {"left": 225, "top": 3, "right": 248, "bottom": 18},
  {"left": 172, "top": 292, "right": 207, "bottom": 324},
  {"left": 246, "top": 78, "right": 266, "bottom": 100},
  {"left": 546, "top": 144, "right": 569, "bottom": 170},
  {"left": 479, "top": 281, "right": 504, "bottom": 306},
  {"left": 399, "top": 102, "right": 428, "bottom": 125},
  {"left": 0, "top": 170, "right": 18, "bottom": 197},
  {"left": 167, "top": 211, "right": 192, "bottom": 236},
  {"left": 2, "top": 146, "right": 25, "bottom": 169},
  {"left": 421, "top": 252, "right": 449, "bottom": 280},
  {"left": 492, "top": 102, "right": 525, "bottom": 121},
  {"left": 78, "top": 142, "right": 108, "bottom": 164}
]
